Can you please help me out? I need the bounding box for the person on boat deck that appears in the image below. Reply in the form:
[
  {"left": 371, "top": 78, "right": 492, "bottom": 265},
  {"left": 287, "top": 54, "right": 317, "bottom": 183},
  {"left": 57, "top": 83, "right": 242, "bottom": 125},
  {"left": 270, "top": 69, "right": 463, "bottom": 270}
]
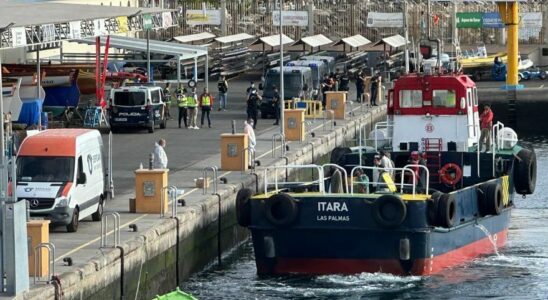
[
  {"left": 380, "top": 150, "right": 395, "bottom": 179},
  {"left": 372, "top": 155, "right": 388, "bottom": 192},
  {"left": 479, "top": 104, "right": 494, "bottom": 152},
  {"left": 408, "top": 151, "right": 428, "bottom": 190},
  {"left": 354, "top": 169, "right": 370, "bottom": 194}
]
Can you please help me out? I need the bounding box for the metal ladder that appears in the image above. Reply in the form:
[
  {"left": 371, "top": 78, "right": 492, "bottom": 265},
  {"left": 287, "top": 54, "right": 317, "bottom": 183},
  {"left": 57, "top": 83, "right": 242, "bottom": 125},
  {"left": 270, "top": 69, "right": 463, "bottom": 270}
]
[{"left": 422, "top": 138, "right": 442, "bottom": 184}]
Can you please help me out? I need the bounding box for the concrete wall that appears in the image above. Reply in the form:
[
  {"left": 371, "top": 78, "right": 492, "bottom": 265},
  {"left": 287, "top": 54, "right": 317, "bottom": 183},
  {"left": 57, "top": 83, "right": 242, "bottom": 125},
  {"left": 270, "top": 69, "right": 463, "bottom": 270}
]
[
  {"left": 478, "top": 88, "right": 548, "bottom": 134},
  {"left": 20, "top": 108, "right": 387, "bottom": 300}
]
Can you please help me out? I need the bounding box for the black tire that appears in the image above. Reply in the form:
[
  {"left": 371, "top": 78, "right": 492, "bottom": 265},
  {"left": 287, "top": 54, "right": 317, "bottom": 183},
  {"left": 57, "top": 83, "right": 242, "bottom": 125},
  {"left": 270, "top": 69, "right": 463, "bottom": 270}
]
[
  {"left": 91, "top": 197, "right": 104, "bottom": 222},
  {"left": 110, "top": 126, "right": 118, "bottom": 133},
  {"left": 236, "top": 188, "right": 253, "bottom": 227},
  {"left": 372, "top": 195, "right": 407, "bottom": 229},
  {"left": 540, "top": 73, "right": 547, "bottom": 80},
  {"left": 264, "top": 193, "right": 299, "bottom": 227},
  {"left": 67, "top": 207, "right": 79, "bottom": 233},
  {"left": 437, "top": 193, "right": 456, "bottom": 228},
  {"left": 427, "top": 192, "right": 444, "bottom": 226},
  {"left": 330, "top": 147, "right": 352, "bottom": 165},
  {"left": 479, "top": 182, "right": 504, "bottom": 216},
  {"left": 160, "top": 113, "right": 167, "bottom": 129},
  {"left": 513, "top": 148, "right": 537, "bottom": 195}
]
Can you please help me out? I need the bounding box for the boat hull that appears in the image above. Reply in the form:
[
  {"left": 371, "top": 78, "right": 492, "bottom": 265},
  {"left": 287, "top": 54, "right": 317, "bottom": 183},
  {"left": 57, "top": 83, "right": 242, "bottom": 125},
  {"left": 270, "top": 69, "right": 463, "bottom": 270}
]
[{"left": 251, "top": 209, "right": 510, "bottom": 276}]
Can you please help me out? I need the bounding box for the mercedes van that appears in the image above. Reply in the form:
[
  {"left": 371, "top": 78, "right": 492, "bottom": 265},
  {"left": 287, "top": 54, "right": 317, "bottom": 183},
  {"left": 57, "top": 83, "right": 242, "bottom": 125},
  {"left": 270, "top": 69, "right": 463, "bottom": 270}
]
[
  {"left": 16, "top": 129, "right": 108, "bottom": 232},
  {"left": 286, "top": 60, "right": 327, "bottom": 99}
]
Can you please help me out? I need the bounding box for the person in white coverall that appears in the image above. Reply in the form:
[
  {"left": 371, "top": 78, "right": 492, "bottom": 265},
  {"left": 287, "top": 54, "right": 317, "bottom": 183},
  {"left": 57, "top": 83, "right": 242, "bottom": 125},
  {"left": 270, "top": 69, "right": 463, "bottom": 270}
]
[
  {"left": 243, "top": 119, "right": 256, "bottom": 166},
  {"left": 153, "top": 138, "right": 168, "bottom": 169}
]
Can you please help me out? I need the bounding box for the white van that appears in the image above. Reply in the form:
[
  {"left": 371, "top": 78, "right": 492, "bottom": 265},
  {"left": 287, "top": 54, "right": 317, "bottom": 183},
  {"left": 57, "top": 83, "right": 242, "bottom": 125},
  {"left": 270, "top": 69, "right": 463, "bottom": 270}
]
[{"left": 16, "top": 129, "right": 108, "bottom": 232}]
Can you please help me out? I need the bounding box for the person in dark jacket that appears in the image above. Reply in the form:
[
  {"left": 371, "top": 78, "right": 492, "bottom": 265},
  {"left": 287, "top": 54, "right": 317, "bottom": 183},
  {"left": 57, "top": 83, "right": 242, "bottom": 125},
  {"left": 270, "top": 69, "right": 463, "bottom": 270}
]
[
  {"left": 370, "top": 71, "right": 381, "bottom": 106},
  {"left": 339, "top": 71, "right": 350, "bottom": 91},
  {"left": 247, "top": 89, "right": 261, "bottom": 129},
  {"left": 272, "top": 87, "right": 281, "bottom": 125}
]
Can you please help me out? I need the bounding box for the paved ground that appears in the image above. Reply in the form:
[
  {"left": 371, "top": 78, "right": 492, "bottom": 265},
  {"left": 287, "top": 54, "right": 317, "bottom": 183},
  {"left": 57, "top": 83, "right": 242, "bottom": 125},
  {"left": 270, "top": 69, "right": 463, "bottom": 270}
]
[{"left": 40, "top": 73, "right": 372, "bottom": 280}]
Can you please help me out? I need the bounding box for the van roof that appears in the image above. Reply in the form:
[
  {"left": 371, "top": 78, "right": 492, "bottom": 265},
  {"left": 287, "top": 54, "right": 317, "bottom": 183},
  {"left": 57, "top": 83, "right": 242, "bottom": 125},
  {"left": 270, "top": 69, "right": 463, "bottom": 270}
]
[
  {"left": 18, "top": 129, "right": 97, "bottom": 157},
  {"left": 268, "top": 66, "right": 311, "bottom": 74},
  {"left": 112, "top": 85, "right": 161, "bottom": 92},
  {"left": 287, "top": 60, "right": 325, "bottom": 67}
]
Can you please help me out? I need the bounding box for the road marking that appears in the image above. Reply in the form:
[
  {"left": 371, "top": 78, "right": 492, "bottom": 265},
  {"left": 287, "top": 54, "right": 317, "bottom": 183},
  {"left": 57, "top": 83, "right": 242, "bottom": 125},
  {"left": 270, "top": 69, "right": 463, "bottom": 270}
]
[{"left": 55, "top": 214, "right": 149, "bottom": 262}]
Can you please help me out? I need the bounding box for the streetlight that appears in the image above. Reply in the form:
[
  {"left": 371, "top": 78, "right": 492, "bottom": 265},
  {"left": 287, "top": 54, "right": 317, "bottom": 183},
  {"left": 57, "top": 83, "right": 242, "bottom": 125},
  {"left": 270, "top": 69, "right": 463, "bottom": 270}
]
[{"left": 279, "top": 0, "right": 284, "bottom": 135}]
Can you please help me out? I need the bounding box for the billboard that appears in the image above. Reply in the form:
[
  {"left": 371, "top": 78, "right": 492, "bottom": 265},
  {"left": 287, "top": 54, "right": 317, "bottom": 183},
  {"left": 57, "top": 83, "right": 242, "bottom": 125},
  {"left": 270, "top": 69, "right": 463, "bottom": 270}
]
[
  {"left": 366, "top": 12, "right": 404, "bottom": 28},
  {"left": 186, "top": 9, "right": 221, "bottom": 26},
  {"left": 272, "top": 11, "right": 309, "bottom": 26},
  {"left": 456, "top": 12, "right": 482, "bottom": 28}
]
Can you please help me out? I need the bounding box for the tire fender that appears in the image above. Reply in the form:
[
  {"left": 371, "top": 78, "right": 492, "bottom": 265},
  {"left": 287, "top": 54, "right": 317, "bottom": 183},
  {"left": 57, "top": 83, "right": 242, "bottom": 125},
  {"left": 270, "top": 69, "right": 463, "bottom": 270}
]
[
  {"left": 236, "top": 188, "right": 253, "bottom": 227},
  {"left": 437, "top": 193, "right": 457, "bottom": 228},
  {"left": 513, "top": 148, "right": 537, "bottom": 195},
  {"left": 372, "top": 195, "right": 407, "bottom": 228},
  {"left": 264, "top": 193, "right": 299, "bottom": 227}
]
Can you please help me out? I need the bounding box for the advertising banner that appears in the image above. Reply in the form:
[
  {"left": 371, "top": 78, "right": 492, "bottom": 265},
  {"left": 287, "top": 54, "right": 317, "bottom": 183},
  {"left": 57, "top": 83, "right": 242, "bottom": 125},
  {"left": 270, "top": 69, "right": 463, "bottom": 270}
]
[
  {"left": 69, "top": 21, "right": 82, "bottom": 39},
  {"left": 521, "top": 12, "right": 542, "bottom": 28},
  {"left": 162, "top": 12, "right": 173, "bottom": 28},
  {"left": 116, "top": 17, "right": 129, "bottom": 33},
  {"left": 272, "top": 11, "right": 309, "bottom": 26},
  {"left": 482, "top": 12, "right": 503, "bottom": 28},
  {"left": 186, "top": 9, "right": 221, "bottom": 26},
  {"left": 93, "top": 19, "right": 107, "bottom": 36},
  {"left": 366, "top": 12, "right": 404, "bottom": 28},
  {"left": 456, "top": 12, "right": 482, "bottom": 28},
  {"left": 10, "top": 27, "right": 27, "bottom": 47}
]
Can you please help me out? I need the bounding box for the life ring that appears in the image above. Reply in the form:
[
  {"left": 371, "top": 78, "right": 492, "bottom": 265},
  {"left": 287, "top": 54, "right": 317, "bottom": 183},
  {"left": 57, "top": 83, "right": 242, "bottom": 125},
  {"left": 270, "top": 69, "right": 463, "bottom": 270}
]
[
  {"left": 437, "top": 193, "right": 457, "bottom": 228},
  {"left": 236, "top": 188, "right": 253, "bottom": 227},
  {"left": 427, "top": 192, "right": 444, "bottom": 226},
  {"left": 513, "top": 148, "right": 537, "bottom": 195},
  {"left": 372, "top": 195, "right": 407, "bottom": 228},
  {"left": 264, "top": 193, "right": 299, "bottom": 227},
  {"left": 439, "top": 163, "right": 463, "bottom": 186},
  {"left": 478, "top": 182, "right": 504, "bottom": 216}
]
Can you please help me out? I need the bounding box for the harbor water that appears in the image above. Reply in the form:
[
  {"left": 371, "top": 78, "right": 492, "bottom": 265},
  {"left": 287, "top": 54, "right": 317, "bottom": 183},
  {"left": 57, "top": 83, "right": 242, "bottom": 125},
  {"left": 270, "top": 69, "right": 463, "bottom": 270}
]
[{"left": 181, "top": 136, "right": 548, "bottom": 299}]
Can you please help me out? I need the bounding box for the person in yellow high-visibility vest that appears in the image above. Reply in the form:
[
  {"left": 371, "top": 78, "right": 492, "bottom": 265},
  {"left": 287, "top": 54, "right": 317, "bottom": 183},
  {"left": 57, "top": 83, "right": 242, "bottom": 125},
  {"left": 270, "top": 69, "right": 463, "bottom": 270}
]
[
  {"left": 199, "top": 87, "right": 214, "bottom": 128},
  {"left": 186, "top": 88, "right": 199, "bottom": 129},
  {"left": 176, "top": 85, "right": 188, "bottom": 128}
]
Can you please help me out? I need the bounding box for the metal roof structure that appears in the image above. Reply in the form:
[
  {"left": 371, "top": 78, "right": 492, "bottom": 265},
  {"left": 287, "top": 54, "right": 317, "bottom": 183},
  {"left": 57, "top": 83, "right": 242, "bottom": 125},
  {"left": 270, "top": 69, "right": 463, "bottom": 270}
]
[
  {"left": 172, "top": 32, "right": 216, "bottom": 44},
  {"left": 75, "top": 36, "right": 208, "bottom": 60},
  {"left": 334, "top": 34, "right": 371, "bottom": 48},
  {"left": 214, "top": 33, "right": 255, "bottom": 44},
  {"left": 251, "top": 34, "right": 294, "bottom": 48},
  {"left": 0, "top": 3, "right": 177, "bottom": 50},
  {"left": 295, "top": 34, "right": 333, "bottom": 48},
  {"left": 373, "top": 34, "right": 408, "bottom": 48}
]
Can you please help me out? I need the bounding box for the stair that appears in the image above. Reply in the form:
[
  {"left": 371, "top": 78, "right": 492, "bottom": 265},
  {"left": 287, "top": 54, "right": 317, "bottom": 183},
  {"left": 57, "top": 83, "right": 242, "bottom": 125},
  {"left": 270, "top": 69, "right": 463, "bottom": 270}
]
[
  {"left": 506, "top": 90, "right": 517, "bottom": 128},
  {"left": 422, "top": 138, "right": 443, "bottom": 184}
]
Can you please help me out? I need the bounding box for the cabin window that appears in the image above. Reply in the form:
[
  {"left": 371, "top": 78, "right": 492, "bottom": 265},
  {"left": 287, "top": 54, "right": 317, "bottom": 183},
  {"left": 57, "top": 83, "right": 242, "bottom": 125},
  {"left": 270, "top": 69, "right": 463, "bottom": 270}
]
[
  {"left": 151, "top": 90, "right": 161, "bottom": 104},
  {"left": 432, "top": 90, "right": 456, "bottom": 108},
  {"left": 472, "top": 87, "right": 478, "bottom": 106},
  {"left": 399, "top": 90, "right": 422, "bottom": 108}
]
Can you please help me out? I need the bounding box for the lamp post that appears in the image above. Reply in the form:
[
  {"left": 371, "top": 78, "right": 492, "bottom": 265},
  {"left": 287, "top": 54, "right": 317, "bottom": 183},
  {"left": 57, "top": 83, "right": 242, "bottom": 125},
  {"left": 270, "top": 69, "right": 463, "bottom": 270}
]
[{"left": 279, "top": 0, "right": 284, "bottom": 135}]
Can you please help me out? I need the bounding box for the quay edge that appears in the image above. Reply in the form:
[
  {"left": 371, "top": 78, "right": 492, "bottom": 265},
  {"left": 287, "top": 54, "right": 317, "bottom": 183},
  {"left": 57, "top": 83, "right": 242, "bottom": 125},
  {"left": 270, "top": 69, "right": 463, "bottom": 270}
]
[{"left": 19, "top": 107, "right": 387, "bottom": 300}]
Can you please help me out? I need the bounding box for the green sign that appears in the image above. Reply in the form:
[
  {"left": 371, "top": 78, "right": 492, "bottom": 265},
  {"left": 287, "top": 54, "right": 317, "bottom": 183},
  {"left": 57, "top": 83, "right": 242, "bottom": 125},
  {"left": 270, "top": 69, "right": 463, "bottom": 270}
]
[
  {"left": 143, "top": 14, "right": 153, "bottom": 30},
  {"left": 456, "top": 12, "right": 482, "bottom": 28}
]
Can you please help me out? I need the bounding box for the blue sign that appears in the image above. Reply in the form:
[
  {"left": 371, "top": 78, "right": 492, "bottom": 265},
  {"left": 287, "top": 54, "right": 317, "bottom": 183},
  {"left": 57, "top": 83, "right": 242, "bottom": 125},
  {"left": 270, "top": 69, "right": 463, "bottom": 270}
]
[{"left": 482, "top": 12, "right": 504, "bottom": 28}]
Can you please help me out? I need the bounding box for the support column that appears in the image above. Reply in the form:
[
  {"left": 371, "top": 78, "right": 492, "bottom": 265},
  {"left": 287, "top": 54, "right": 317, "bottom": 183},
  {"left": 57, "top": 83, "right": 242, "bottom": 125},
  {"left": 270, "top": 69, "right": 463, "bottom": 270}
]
[
  {"left": 177, "top": 55, "right": 181, "bottom": 85},
  {"left": 307, "top": 1, "right": 314, "bottom": 36},
  {"left": 498, "top": 2, "right": 521, "bottom": 89},
  {"left": 220, "top": 0, "right": 227, "bottom": 36},
  {"left": 205, "top": 53, "right": 209, "bottom": 91}
]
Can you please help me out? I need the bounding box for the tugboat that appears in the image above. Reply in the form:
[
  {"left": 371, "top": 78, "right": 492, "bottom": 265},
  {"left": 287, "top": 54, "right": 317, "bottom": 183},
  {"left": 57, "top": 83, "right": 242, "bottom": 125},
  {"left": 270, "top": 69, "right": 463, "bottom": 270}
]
[{"left": 236, "top": 43, "right": 537, "bottom": 276}]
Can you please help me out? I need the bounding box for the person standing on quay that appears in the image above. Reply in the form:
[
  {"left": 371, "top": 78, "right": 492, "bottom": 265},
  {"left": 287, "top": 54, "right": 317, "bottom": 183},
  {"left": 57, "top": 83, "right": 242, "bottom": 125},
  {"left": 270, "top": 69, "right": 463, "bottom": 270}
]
[
  {"left": 163, "top": 83, "right": 173, "bottom": 119},
  {"left": 272, "top": 87, "right": 281, "bottom": 125},
  {"left": 356, "top": 71, "right": 365, "bottom": 103},
  {"left": 199, "top": 88, "right": 213, "bottom": 128},
  {"left": 370, "top": 70, "right": 381, "bottom": 106},
  {"left": 247, "top": 88, "right": 261, "bottom": 129},
  {"left": 217, "top": 76, "right": 228, "bottom": 111},
  {"left": 153, "top": 139, "right": 168, "bottom": 169},
  {"left": 176, "top": 85, "right": 188, "bottom": 128},
  {"left": 187, "top": 87, "right": 199, "bottom": 129}
]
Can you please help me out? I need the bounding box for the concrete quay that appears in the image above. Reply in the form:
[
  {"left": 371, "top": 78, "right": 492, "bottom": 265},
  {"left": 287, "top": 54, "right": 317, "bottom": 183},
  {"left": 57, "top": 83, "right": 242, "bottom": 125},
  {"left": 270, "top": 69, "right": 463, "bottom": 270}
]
[
  {"left": 16, "top": 78, "right": 387, "bottom": 300},
  {"left": 475, "top": 81, "right": 548, "bottom": 134}
]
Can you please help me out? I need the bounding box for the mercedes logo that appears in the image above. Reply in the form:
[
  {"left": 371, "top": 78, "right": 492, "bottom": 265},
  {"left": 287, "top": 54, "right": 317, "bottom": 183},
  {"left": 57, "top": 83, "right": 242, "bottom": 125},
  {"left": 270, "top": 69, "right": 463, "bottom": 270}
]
[{"left": 30, "top": 199, "right": 40, "bottom": 208}]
